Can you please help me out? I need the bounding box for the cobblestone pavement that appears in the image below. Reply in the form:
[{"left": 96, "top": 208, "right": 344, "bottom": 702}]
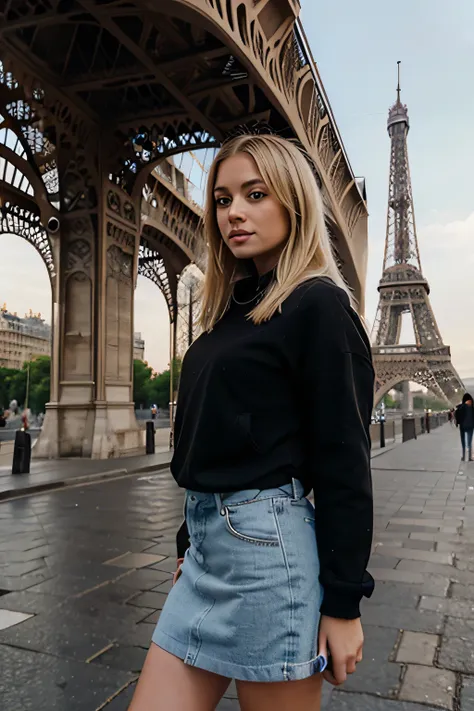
[{"left": 0, "top": 424, "right": 472, "bottom": 710}]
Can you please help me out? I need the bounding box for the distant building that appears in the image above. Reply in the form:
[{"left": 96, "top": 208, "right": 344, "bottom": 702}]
[
  {"left": 133, "top": 332, "right": 145, "bottom": 362},
  {"left": 0, "top": 305, "right": 51, "bottom": 370}
]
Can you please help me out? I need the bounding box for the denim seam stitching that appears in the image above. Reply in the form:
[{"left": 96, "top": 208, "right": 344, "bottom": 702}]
[
  {"left": 272, "top": 498, "right": 295, "bottom": 682},
  {"left": 223, "top": 506, "right": 279, "bottom": 546}
]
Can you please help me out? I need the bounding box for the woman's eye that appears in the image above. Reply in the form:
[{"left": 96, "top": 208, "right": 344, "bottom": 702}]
[
  {"left": 249, "top": 191, "right": 266, "bottom": 200},
  {"left": 216, "top": 196, "right": 231, "bottom": 207}
]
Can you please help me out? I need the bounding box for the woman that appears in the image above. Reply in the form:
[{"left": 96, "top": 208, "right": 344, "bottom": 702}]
[
  {"left": 455, "top": 393, "right": 474, "bottom": 461},
  {"left": 129, "top": 134, "right": 375, "bottom": 711}
]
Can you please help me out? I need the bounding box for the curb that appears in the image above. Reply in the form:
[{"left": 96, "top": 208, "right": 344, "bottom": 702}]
[{"left": 0, "top": 459, "right": 172, "bottom": 502}]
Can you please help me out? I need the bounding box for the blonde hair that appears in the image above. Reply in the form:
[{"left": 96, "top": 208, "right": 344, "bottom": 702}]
[{"left": 199, "top": 134, "right": 352, "bottom": 331}]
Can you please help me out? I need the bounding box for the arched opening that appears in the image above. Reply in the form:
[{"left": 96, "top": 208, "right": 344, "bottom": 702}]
[
  {"left": 133, "top": 148, "right": 211, "bottom": 431},
  {"left": 0, "top": 232, "right": 52, "bottom": 437}
]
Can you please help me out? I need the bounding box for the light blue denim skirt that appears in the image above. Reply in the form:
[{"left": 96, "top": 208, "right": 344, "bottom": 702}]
[{"left": 152, "top": 478, "right": 324, "bottom": 682}]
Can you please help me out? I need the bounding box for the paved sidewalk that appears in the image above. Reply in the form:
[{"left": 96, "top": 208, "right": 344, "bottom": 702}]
[
  {"left": 0, "top": 428, "right": 173, "bottom": 499},
  {"left": 0, "top": 423, "right": 473, "bottom": 710}
]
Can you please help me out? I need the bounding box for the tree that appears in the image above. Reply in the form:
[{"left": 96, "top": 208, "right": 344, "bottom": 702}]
[
  {"left": 149, "top": 358, "right": 182, "bottom": 409},
  {"left": 0, "top": 357, "right": 51, "bottom": 413},
  {"left": 0, "top": 367, "right": 18, "bottom": 409},
  {"left": 28, "top": 356, "right": 51, "bottom": 414},
  {"left": 133, "top": 359, "right": 153, "bottom": 408}
]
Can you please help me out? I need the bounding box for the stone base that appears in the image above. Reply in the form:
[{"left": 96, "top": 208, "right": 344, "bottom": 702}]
[{"left": 33, "top": 402, "right": 145, "bottom": 459}]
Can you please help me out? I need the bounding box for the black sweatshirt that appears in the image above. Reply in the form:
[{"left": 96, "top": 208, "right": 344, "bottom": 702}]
[{"left": 172, "top": 269, "right": 375, "bottom": 619}]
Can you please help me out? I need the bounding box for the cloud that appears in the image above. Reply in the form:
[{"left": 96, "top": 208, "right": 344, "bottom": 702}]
[{"left": 416, "top": 212, "right": 474, "bottom": 378}]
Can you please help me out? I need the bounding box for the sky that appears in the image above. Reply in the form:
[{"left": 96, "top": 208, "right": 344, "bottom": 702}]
[{"left": 1, "top": 0, "right": 473, "bottom": 378}]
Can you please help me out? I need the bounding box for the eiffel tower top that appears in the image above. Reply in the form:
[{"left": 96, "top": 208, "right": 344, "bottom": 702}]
[{"left": 388, "top": 61, "right": 410, "bottom": 133}]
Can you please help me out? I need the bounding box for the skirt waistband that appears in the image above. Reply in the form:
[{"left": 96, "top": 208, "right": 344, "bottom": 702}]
[{"left": 186, "top": 478, "right": 305, "bottom": 510}]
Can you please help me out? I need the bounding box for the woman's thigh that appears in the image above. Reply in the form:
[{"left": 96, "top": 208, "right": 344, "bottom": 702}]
[
  {"left": 128, "top": 643, "right": 231, "bottom": 711},
  {"left": 236, "top": 673, "right": 323, "bottom": 711}
]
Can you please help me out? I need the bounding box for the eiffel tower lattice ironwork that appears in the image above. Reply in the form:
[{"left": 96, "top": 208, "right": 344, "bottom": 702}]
[{"left": 372, "top": 64, "right": 464, "bottom": 407}]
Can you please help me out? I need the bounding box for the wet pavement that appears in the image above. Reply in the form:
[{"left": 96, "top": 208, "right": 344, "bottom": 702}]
[{"left": 0, "top": 424, "right": 473, "bottom": 710}]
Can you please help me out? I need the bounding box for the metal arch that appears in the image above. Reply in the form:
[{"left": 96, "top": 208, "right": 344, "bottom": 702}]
[
  {"left": 0, "top": 61, "right": 60, "bottom": 206},
  {"left": 137, "top": 242, "right": 177, "bottom": 323},
  {"left": 0, "top": 200, "right": 56, "bottom": 282},
  {"left": 117, "top": 124, "right": 218, "bottom": 194}
]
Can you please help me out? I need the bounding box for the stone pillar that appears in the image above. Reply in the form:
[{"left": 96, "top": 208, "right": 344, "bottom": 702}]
[{"left": 35, "top": 136, "right": 143, "bottom": 458}]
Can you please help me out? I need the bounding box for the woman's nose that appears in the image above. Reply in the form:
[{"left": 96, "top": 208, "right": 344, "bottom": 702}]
[{"left": 228, "top": 197, "right": 246, "bottom": 221}]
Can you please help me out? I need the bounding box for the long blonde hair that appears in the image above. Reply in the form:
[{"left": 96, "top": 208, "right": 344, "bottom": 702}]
[{"left": 199, "top": 134, "right": 352, "bottom": 331}]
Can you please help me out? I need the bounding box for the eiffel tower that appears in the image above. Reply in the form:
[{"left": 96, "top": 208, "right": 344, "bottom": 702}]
[{"left": 372, "top": 64, "right": 464, "bottom": 407}]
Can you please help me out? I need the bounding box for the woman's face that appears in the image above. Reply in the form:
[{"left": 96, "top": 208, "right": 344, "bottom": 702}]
[{"left": 213, "top": 152, "right": 290, "bottom": 275}]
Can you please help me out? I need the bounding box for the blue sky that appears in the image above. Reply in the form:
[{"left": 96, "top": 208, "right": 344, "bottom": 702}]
[{"left": 2, "top": 1, "right": 473, "bottom": 377}]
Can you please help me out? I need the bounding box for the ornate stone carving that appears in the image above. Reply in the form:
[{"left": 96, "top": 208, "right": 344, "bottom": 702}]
[
  {"left": 107, "top": 221, "right": 135, "bottom": 255},
  {"left": 66, "top": 238, "right": 92, "bottom": 272},
  {"left": 107, "top": 244, "right": 133, "bottom": 285}
]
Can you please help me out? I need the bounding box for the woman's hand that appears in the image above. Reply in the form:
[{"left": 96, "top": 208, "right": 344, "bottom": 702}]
[
  {"left": 318, "top": 615, "right": 364, "bottom": 686},
  {"left": 172, "top": 557, "right": 185, "bottom": 586}
]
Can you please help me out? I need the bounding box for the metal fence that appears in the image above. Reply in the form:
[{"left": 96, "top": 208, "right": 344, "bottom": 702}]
[{"left": 371, "top": 412, "right": 450, "bottom": 448}]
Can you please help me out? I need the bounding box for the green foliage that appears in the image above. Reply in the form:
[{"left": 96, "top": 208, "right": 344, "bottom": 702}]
[
  {"left": 383, "top": 394, "right": 399, "bottom": 409},
  {"left": 0, "top": 367, "right": 19, "bottom": 409},
  {"left": 132, "top": 358, "right": 182, "bottom": 410},
  {"left": 0, "top": 356, "right": 51, "bottom": 413},
  {"left": 133, "top": 360, "right": 154, "bottom": 408}
]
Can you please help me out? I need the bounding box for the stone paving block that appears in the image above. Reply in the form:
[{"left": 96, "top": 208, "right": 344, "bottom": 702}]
[
  {"left": 329, "top": 691, "right": 442, "bottom": 711},
  {"left": 363, "top": 582, "right": 422, "bottom": 609},
  {"left": 402, "top": 539, "right": 435, "bottom": 551},
  {"left": 0, "top": 609, "right": 33, "bottom": 630},
  {"left": 449, "top": 583, "right": 473, "bottom": 599},
  {"left": 118, "top": 567, "right": 172, "bottom": 590},
  {"left": 149, "top": 557, "right": 179, "bottom": 573},
  {"left": 381, "top": 547, "right": 454, "bottom": 564},
  {"left": 127, "top": 591, "right": 168, "bottom": 610},
  {"left": 92, "top": 643, "right": 147, "bottom": 673},
  {"left": 387, "top": 524, "right": 442, "bottom": 534},
  {"left": 399, "top": 665, "right": 455, "bottom": 709},
  {"left": 142, "top": 609, "right": 160, "bottom": 625},
  {"left": 104, "top": 552, "right": 167, "bottom": 568},
  {"left": 439, "top": 636, "right": 474, "bottom": 674},
  {"left": 460, "top": 676, "right": 474, "bottom": 711},
  {"left": 397, "top": 560, "right": 460, "bottom": 577},
  {"left": 151, "top": 578, "right": 173, "bottom": 594},
  {"left": 92, "top": 682, "right": 136, "bottom": 711},
  {"left": 338, "top": 626, "right": 401, "bottom": 696},
  {"left": 368, "top": 555, "right": 400, "bottom": 570},
  {"left": 362, "top": 604, "right": 444, "bottom": 634},
  {"left": 117, "top": 622, "right": 154, "bottom": 649},
  {"left": 395, "top": 631, "right": 438, "bottom": 665},
  {"left": 370, "top": 568, "right": 424, "bottom": 584},
  {"left": 420, "top": 596, "right": 474, "bottom": 618},
  {"left": 0, "top": 643, "right": 134, "bottom": 711}
]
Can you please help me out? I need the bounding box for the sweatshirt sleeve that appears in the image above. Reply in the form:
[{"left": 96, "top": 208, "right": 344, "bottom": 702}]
[{"left": 298, "top": 281, "right": 375, "bottom": 619}]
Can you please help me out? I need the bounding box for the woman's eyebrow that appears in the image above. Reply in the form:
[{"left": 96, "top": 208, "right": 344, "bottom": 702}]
[{"left": 213, "top": 178, "right": 265, "bottom": 193}]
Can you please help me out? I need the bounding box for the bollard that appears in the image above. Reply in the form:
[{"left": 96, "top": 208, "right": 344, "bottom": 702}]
[
  {"left": 425, "top": 412, "right": 430, "bottom": 434},
  {"left": 402, "top": 416, "right": 417, "bottom": 443},
  {"left": 380, "top": 418, "right": 385, "bottom": 448},
  {"left": 145, "top": 420, "right": 155, "bottom": 455},
  {"left": 12, "top": 430, "right": 31, "bottom": 474}
]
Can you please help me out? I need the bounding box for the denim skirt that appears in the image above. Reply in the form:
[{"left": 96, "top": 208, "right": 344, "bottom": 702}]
[{"left": 152, "top": 478, "right": 324, "bottom": 682}]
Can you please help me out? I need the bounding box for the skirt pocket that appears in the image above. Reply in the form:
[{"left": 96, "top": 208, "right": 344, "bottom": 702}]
[{"left": 220, "top": 497, "right": 280, "bottom": 547}]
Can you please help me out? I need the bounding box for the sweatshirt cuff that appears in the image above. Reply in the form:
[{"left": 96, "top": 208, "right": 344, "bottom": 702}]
[{"left": 320, "top": 590, "right": 362, "bottom": 619}]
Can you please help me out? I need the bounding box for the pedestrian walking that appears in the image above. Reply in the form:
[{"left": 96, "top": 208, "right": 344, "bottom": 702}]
[
  {"left": 455, "top": 393, "right": 474, "bottom": 461},
  {"left": 129, "top": 133, "right": 375, "bottom": 711}
]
